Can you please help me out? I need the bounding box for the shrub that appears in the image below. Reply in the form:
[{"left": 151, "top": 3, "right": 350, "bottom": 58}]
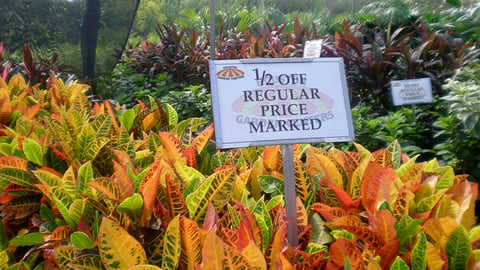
[
  {"left": 1, "top": 72, "right": 479, "bottom": 269},
  {"left": 434, "top": 63, "right": 480, "bottom": 180}
]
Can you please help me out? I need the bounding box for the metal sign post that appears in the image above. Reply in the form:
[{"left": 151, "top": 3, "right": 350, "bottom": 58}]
[
  {"left": 282, "top": 144, "right": 298, "bottom": 247},
  {"left": 209, "top": 0, "right": 215, "bottom": 60}
]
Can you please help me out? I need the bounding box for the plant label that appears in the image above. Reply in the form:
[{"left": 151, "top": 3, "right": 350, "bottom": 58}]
[
  {"left": 391, "top": 78, "right": 433, "bottom": 106},
  {"left": 303, "top": 39, "right": 323, "bottom": 58},
  {"left": 209, "top": 58, "right": 354, "bottom": 148}
]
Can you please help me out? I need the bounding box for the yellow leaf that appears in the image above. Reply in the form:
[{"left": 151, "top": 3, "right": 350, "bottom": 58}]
[
  {"left": 426, "top": 241, "right": 445, "bottom": 270},
  {"left": 98, "top": 218, "right": 148, "bottom": 270},
  {"left": 202, "top": 230, "right": 224, "bottom": 270}
]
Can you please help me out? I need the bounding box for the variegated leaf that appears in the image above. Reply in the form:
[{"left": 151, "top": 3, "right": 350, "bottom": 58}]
[
  {"left": 262, "top": 145, "right": 282, "bottom": 172},
  {"left": 372, "top": 149, "right": 393, "bottom": 168},
  {"left": 294, "top": 158, "right": 314, "bottom": 206},
  {"left": 186, "top": 167, "right": 236, "bottom": 221},
  {"left": 0, "top": 156, "right": 28, "bottom": 170},
  {"left": 2, "top": 195, "right": 40, "bottom": 219},
  {"left": 54, "top": 246, "right": 81, "bottom": 270},
  {"left": 190, "top": 123, "right": 214, "bottom": 154},
  {"left": 68, "top": 254, "right": 103, "bottom": 270},
  {"left": 179, "top": 216, "right": 202, "bottom": 270},
  {"left": 158, "top": 132, "right": 183, "bottom": 162},
  {"left": 411, "top": 233, "right": 427, "bottom": 270},
  {"left": 88, "top": 177, "right": 123, "bottom": 202},
  {"left": 386, "top": 140, "right": 402, "bottom": 169},
  {"left": 129, "top": 265, "right": 162, "bottom": 270},
  {"left": 165, "top": 176, "right": 189, "bottom": 218},
  {"left": 91, "top": 113, "right": 112, "bottom": 138},
  {"left": 113, "top": 160, "right": 134, "bottom": 200},
  {"left": 77, "top": 161, "right": 94, "bottom": 195},
  {"left": 77, "top": 124, "right": 96, "bottom": 160},
  {"left": 98, "top": 217, "right": 148, "bottom": 269},
  {"left": 224, "top": 244, "right": 253, "bottom": 270},
  {"left": 162, "top": 215, "right": 181, "bottom": 270},
  {"left": 0, "top": 167, "right": 35, "bottom": 188},
  {"left": 33, "top": 168, "right": 63, "bottom": 187}
]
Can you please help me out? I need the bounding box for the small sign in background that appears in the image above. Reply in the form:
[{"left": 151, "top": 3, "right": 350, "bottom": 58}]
[{"left": 391, "top": 78, "right": 433, "bottom": 106}]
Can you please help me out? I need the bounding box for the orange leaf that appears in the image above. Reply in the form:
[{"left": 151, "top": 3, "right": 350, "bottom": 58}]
[
  {"left": 191, "top": 123, "right": 214, "bottom": 154},
  {"left": 373, "top": 209, "right": 397, "bottom": 244},
  {"left": 113, "top": 161, "right": 134, "bottom": 200},
  {"left": 400, "top": 163, "right": 425, "bottom": 188},
  {"left": 164, "top": 176, "right": 189, "bottom": 218},
  {"left": 329, "top": 239, "right": 362, "bottom": 268},
  {"left": 392, "top": 189, "right": 414, "bottom": 219},
  {"left": 0, "top": 156, "right": 28, "bottom": 170},
  {"left": 329, "top": 183, "right": 359, "bottom": 210},
  {"left": 336, "top": 225, "right": 382, "bottom": 250},
  {"left": 372, "top": 149, "right": 393, "bottom": 168},
  {"left": 262, "top": 145, "right": 282, "bottom": 172},
  {"left": 158, "top": 131, "right": 183, "bottom": 162},
  {"left": 201, "top": 230, "right": 224, "bottom": 269},
  {"left": 23, "top": 104, "right": 40, "bottom": 120},
  {"left": 142, "top": 109, "right": 161, "bottom": 131},
  {"left": 182, "top": 146, "right": 196, "bottom": 168},
  {"left": 310, "top": 203, "right": 346, "bottom": 222},
  {"left": 361, "top": 162, "right": 397, "bottom": 213},
  {"left": 0, "top": 97, "right": 11, "bottom": 124}
]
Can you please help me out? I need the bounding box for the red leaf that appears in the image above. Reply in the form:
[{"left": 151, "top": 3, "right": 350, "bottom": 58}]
[
  {"left": 330, "top": 184, "right": 360, "bottom": 210},
  {"left": 377, "top": 239, "right": 400, "bottom": 269},
  {"left": 182, "top": 146, "right": 196, "bottom": 168},
  {"left": 310, "top": 203, "right": 345, "bottom": 222}
]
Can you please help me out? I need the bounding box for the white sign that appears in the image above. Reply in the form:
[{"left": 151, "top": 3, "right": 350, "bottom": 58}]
[
  {"left": 209, "top": 58, "right": 354, "bottom": 149},
  {"left": 303, "top": 39, "right": 323, "bottom": 58},
  {"left": 391, "top": 78, "right": 433, "bottom": 106}
]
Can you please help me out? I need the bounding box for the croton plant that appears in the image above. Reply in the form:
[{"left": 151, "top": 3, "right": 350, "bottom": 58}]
[{"left": 0, "top": 73, "right": 479, "bottom": 269}]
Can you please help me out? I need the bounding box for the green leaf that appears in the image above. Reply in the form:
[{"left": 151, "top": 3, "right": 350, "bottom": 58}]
[
  {"left": 258, "top": 175, "right": 284, "bottom": 197},
  {"left": 446, "top": 0, "right": 461, "bottom": 7},
  {"left": 435, "top": 166, "right": 455, "bottom": 192},
  {"left": 117, "top": 193, "right": 144, "bottom": 219},
  {"left": 395, "top": 215, "right": 423, "bottom": 246},
  {"left": 0, "top": 222, "right": 7, "bottom": 251},
  {"left": 185, "top": 167, "right": 235, "bottom": 221},
  {"left": 390, "top": 256, "right": 409, "bottom": 270},
  {"left": 411, "top": 233, "right": 427, "bottom": 270},
  {"left": 70, "top": 231, "right": 94, "bottom": 249},
  {"left": 387, "top": 140, "right": 402, "bottom": 169},
  {"left": 23, "top": 138, "right": 43, "bottom": 166},
  {"left": 165, "top": 103, "right": 178, "bottom": 126},
  {"left": 9, "top": 232, "right": 43, "bottom": 246},
  {"left": 0, "top": 167, "right": 35, "bottom": 188},
  {"left": 446, "top": 225, "right": 471, "bottom": 270},
  {"left": 77, "top": 161, "right": 94, "bottom": 194},
  {"left": 121, "top": 108, "right": 136, "bottom": 132}
]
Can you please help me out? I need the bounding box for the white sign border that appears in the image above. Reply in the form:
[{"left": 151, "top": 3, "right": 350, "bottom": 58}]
[{"left": 209, "top": 58, "right": 355, "bottom": 149}]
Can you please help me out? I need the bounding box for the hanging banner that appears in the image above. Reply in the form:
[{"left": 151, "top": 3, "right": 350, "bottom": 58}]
[
  {"left": 209, "top": 58, "right": 354, "bottom": 149},
  {"left": 391, "top": 78, "right": 433, "bottom": 106}
]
